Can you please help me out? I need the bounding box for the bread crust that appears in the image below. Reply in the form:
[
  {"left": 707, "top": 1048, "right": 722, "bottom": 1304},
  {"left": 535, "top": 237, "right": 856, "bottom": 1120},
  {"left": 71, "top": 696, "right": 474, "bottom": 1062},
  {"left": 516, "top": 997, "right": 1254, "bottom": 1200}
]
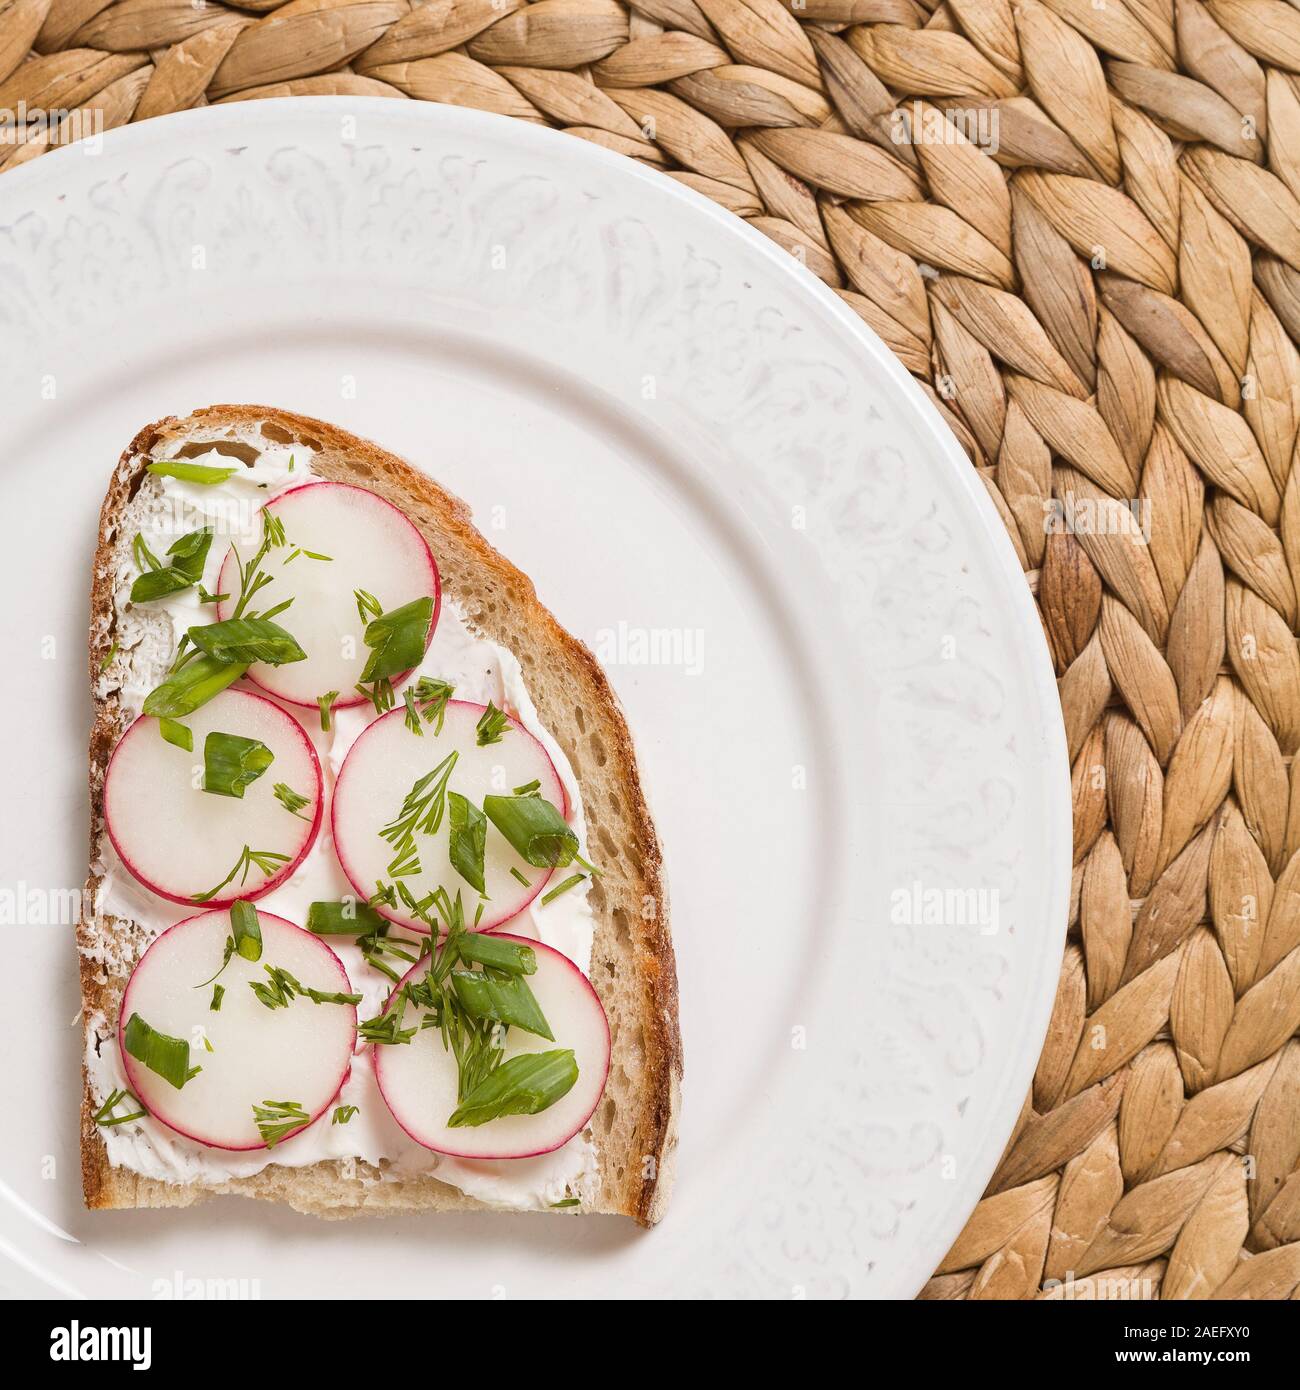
[{"left": 81, "top": 406, "right": 681, "bottom": 1225}]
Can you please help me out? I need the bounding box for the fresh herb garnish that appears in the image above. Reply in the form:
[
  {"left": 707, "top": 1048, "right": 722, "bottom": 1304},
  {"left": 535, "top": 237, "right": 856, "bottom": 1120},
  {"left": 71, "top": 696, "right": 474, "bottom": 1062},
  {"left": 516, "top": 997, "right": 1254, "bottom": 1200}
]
[
  {"left": 354, "top": 589, "right": 383, "bottom": 624},
  {"left": 540, "top": 873, "right": 586, "bottom": 906},
  {"left": 447, "top": 791, "right": 488, "bottom": 895},
  {"left": 93, "top": 1087, "right": 146, "bottom": 1128},
  {"left": 203, "top": 731, "right": 274, "bottom": 798},
  {"left": 332, "top": 1105, "right": 358, "bottom": 1125},
  {"left": 317, "top": 691, "right": 339, "bottom": 732},
  {"left": 359, "top": 596, "right": 435, "bottom": 687},
  {"left": 228, "top": 507, "right": 287, "bottom": 621},
  {"left": 306, "top": 898, "right": 390, "bottom": 935},
  {"left": 250, "top": 964, "right": 361, "bottom": 1011},
  {"left": 159, "top": 718, "right": 192, "bottom": 752},
  {"left": 447, "top": 1050, "right": 578, "bottom": 1129},
  {"left": 475, "top": 701, "right": 511, "bottom": 747},
  {"left": 379, "top": 752, "right": 459, "bottom": 878},
  {"left": 143, "top": 654, "right": 248, "bottom": 720},
  {"left": 483, "top": 794, "right": 578, "bottom": 868},
  {"left": 187, "top": 617, "right": 306, "bottom": 666},
  {"left": 123, "top": 1014, "right": 200, "bottom": 1090},
  {"left": 197, "top": 586, "right": 227, "bottom": 605},
  {"left": 509, "top": 866, "right": 530, "bottom": 887},
  {"left": 457, "top": 934, "right": 537, "bottom": 976},
  {"left": 252, "top": 1099, "right": 309, "bottom": 1148},
  {"left": 284, "top": 546, "right": 333, "bottom": 564},
  {"left": 403, "top": 678, "right": 455, "bottom": 736},
  {"left": 99, "top": 640, "right": 119, "bottom": 673},
  {"left": 146, "top": 458, "right": 239, "bottom": 485},
  {"left": 230, "top": 900, "right": 263, "bottom": 961},
  {"left": 358, "top": 1011, "right": 418, "bottom": 1045},
  {"left": 273, "top": 782, "right": 312, "bottom": 819},
  {"left": 132, "top": 532, "right": 163, "bottom": 572},
  {"left": 192, "top": 845, "right": 291, "bottom": 903},
  {"left": 194, "top": 935, "right": 236, "bottom": 989},
  {"left": 550, "top": 1197, "right": 581, "bottom": 1208},
  {"left": 130, "top": 526, "right": 216, "bottom": 603},
  {"left": 450, "top": 969, "right": 553, "bottom": 1039},
  {"left": 210, "top": 984, "right": 225, "bottom": 1012},
  {"left": 356, "top": 678, "right": 395, "bottom": 716},
  {"left": 512, "top": 779, "right": 540, "bottom": 796}
]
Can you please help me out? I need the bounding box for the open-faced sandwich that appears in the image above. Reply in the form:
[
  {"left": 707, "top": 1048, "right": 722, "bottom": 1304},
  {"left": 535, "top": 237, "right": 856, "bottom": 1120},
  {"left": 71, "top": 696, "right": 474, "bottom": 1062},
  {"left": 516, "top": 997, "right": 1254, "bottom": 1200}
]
[{"left": 80, "top": 406, "right": 681, "bottom": 1225}]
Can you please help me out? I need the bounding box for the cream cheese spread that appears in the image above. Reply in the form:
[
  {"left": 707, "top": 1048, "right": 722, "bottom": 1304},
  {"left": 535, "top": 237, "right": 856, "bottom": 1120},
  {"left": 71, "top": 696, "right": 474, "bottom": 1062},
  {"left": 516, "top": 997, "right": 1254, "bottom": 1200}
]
[{"left": 85, "top": 432, "right": 599, "bottom": 1210}]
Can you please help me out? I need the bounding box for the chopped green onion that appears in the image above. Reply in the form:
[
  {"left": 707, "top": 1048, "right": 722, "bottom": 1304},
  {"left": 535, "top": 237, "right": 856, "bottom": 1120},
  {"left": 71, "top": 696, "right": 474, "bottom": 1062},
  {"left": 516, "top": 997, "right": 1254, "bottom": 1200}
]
[
  {"left": 210, "top": 984, "right": 225, "bottom": 1012},
  {"left": 540, "top": 873, "right": 586, "bottom": 906},
  {"left": 130, "top": 566, "right": 196, "bottom": 603},
  {"left": 146, "top": 459, "right": 239, "bottom": 485},
  {"left": 187, "top": 617, "right": 306, "bottom": 666},
  {"left": 450, "top": 969, "right": 553, "bottom": 1039},
  {"left": 483, "top": 794, "right": 578, "bottom": 868},
  {"left": 230, "top": 900, "right": 263, "bottom": 962},
  {"left": 512, "top": 779, "right": 540, "bottom": 797},
  {"left": 273, "top": 782, "right": 312, "bottom": 819},
  {"left": 509, "top": 866, "right": 530, "bottom": 887},
  {"left": 456, "top": 933, "right": 537, "bottom": 976},
  {"left": 447, "top": 1050, "right": 578, "bottom": 1128},
  {"left": 99, "top": 640, "right": 119, "bottom": 673},
  {"left": 550, "top": 1198, "right": 581, "bottom": 1208},
  {"left": 159, "top": 718, "right": 192, "bottom": 752},
  {"left": 123, "top": 1014, "right": 200, "bottom": 1091},
  {"left": 169, "top": 525, "right": 214, "bottom": 575},
  {"left": 93, "top": 1087, "right": 146, "bottom": 1128},
  {"left": 306, "top": 899, "right": 390, "bottom": 935},
  {"left": 332, "top": 1105, "right": 358, "bottom": 1125},
  {"left": 143, "top": 654, "right": 247, "bottom": 719},
  {"left": 447, "top": 791, "right": 487, "bottom": 895},
  {"left": 203, "top": 731, "right": 274, "bottom": 798},
  {"left": 360, "top": 596, "right": 435, "bottom": 685},
  {"left": 252, "top": 1099, "right": 310, "bottom": 1148},
  {"left": 475, "top": 701, "right": 511, "bottom": 747}
]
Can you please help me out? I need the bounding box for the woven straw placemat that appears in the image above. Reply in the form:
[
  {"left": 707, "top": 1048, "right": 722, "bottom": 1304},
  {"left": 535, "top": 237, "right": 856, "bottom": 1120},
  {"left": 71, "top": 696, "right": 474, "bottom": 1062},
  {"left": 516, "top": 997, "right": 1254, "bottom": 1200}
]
[{"left": 5, "top": 0, "right": 1300, "bottom": 1301}]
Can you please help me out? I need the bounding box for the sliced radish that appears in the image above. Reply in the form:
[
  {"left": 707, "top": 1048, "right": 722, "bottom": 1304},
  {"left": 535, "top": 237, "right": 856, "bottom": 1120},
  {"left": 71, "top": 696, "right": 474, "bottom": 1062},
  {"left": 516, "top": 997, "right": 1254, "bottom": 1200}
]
[
  {"left": 104, "top": 689, "right": 322, "bottom": 906},
  {"left": 332, "top": 700, "right": 567, "bottom": 933},
  {"left": 373, "top": 936, "right": 609, "bottom": 1158},
  {"left": 119, "top": 909, "right": 356, "bottom": 1151},
  {"left": 217, "top": 481, "right": 440, "bottom": 709}
]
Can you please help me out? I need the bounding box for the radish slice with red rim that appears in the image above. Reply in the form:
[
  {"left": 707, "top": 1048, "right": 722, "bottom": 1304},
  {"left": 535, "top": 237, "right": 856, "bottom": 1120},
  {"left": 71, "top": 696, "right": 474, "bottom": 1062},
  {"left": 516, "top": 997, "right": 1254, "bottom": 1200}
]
[
  {"left": 216, "top": 481, "right": 440, "bottom": 709},
  {"left": 372, "top": 935, "right": 610, "bottom": 1159},
  {"left": 332, "top": 700, "right": 569, "bottom": 933},
  {"left": 118, "top": 909, "right": 357, "bottom": 1151},
  {"left": 104, "top": 688, "right": 322, "bottom": 906}
]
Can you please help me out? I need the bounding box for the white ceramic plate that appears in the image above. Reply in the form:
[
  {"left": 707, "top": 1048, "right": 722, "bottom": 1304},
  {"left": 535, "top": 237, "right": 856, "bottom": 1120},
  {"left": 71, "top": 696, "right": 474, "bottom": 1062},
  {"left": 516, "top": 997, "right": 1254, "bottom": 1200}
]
[{"left": 0, "top": 100, "right": 1069, "bottom": 1300}]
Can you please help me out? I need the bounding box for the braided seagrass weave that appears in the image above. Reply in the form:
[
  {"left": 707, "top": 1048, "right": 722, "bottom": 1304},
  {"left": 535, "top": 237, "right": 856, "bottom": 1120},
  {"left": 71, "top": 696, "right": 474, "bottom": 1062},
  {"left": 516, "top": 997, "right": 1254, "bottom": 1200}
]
[{"left": 4, "top": 0, "right": 1300, "bottom": 1300}]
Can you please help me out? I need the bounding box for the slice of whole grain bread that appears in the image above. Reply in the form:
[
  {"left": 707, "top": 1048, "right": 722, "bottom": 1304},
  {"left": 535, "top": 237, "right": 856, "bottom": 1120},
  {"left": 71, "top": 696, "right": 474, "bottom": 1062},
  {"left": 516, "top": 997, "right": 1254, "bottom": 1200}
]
[{"left": 80, "top": 405, "right": 681, "bottom": 1225}]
